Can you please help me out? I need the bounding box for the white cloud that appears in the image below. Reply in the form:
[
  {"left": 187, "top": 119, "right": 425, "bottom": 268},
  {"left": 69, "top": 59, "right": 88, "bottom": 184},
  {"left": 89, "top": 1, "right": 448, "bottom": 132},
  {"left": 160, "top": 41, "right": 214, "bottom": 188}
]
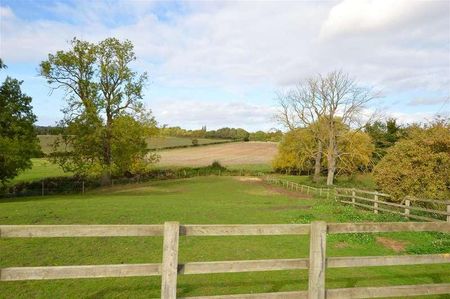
[
  {"left": 0, "top": 1, "right": 449, "bottom": 128},
  {"left": 152, "top": 99, "right": 277, "bottom": 131},
  {"left": 409, "top": 97, "right": 448, "bottom": 106}
]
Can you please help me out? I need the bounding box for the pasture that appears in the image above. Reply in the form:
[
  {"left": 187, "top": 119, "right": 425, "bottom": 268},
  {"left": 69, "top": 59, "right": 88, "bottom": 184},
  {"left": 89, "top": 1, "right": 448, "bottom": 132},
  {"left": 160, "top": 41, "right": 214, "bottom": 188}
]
[
  {"left": 157, "top": 141, "right": 278, "bottom": 167},
  {"left": 37, "top": 135, "right": 231, "bottom": 155},
  {"left": 1, "top": 176, "right": 448, "bottom": 298}
]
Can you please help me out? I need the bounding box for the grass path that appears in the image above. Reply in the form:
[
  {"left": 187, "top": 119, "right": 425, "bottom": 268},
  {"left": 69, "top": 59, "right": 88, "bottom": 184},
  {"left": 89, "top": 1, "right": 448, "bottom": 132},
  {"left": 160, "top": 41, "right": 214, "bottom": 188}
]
[{"left": 1, "top": 176, "right": 448, "bottom": 298}]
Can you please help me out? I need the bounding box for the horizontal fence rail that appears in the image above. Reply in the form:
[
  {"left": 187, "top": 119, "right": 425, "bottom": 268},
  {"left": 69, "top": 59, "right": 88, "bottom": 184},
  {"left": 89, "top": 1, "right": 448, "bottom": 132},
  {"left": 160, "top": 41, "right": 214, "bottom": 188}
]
[
  {"left": 335, "top": 188, "right": 450, "bottom": 222},
  {"left": 261, "top": 174, "right": 450, "bottom": 223},
  {"left": 1, "top": 221, "right": 449, "bottom": 298}
]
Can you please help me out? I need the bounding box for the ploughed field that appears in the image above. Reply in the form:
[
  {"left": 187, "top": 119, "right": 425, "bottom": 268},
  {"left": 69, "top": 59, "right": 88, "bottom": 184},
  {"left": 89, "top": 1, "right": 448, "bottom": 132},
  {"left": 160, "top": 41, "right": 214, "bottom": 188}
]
[
  {"left": 0, "top": 176, "right": 448, "bottom": 298},
  {"left": 157, "top": 141, "right": 278, "bottom": 167}
]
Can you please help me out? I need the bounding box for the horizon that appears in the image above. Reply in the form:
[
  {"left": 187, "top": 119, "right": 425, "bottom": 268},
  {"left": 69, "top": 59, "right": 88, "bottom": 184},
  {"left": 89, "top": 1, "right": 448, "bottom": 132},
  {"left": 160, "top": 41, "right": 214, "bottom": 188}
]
[{"left": 1, "top": 0, "right": 449, "bottom": 131}]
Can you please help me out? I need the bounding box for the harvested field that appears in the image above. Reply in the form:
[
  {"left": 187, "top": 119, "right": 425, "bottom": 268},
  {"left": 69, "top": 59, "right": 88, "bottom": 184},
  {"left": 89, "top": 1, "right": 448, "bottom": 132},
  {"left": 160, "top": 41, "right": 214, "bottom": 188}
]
[{"left": 157, "top": 141, "right": 278, "bottom": 166}]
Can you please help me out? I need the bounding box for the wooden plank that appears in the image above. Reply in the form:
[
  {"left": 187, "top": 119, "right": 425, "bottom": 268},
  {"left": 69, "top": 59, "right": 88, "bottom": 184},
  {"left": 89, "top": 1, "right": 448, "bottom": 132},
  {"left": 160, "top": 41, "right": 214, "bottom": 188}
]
[
  {"left": 328, "top": 221, "right": 450, "bottom": 233},
  {"left": 181, "top": 291, "right": 308, "bottom": 299},
  {"left": 181, "top": 224, "right": 310, "bottom": 236},
  {"left": 0, "top": 263, "right": 161, "bottom": 281},
  {"left": 408, "top": 198, "right": 450, "bottom": 205},
  {"left": 308, "top": 221, "right": 327, "bottom": 299},
  {"left": 327, "top": 254, "right": 450, "bottom": 268},
  {"left": 340, "top": 200, "right": 442, "bottom": 222},
  {"left": 0, "top": 225, "right": 164, "bottom": 238},
  {"left": 161, "top": 222, "right": 180, "bottom": 299},
  {"left": 326, "top": 283, "right": 450, "bottom": 298},
  {"left": 179, "top": 258, "right": 309, "bottom": 274}
]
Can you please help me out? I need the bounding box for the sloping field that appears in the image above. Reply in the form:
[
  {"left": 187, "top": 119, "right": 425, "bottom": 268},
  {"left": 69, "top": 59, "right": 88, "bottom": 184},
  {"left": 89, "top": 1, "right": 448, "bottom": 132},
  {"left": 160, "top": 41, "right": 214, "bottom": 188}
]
[
  {"left": 157, "top": 141, "right": 278, "bottom": 166},
  {"left": 37, "top": 135, "right": 230, "bottom": 154}
]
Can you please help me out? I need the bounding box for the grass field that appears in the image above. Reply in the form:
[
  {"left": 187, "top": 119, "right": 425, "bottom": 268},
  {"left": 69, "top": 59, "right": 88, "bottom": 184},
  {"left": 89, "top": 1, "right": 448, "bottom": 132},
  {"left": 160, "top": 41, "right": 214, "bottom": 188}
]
[
  {"left": 1, "top": 176, "right": 448, "bottom": 298},
  {"left": 12, "top": 158, "right": 70, "bottom": 183},
  {"left": 37, "top": 135, "right": 230, "bottom": 154},
  {"left": 157, "top": 141, "right": 278, "bottom": 167}
]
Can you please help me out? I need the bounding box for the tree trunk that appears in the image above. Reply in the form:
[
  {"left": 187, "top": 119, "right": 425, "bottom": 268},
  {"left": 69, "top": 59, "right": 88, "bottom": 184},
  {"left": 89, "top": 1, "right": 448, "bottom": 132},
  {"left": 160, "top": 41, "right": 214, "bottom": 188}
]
[
  {"left": 102, "top": 115, "right": 113, "bottom": 186},
  {"left": 313, "top": 140, "right": 322, "bottom": 183},
  {"left": 326, "top": 129, "right": 337, "bottom": 186}
]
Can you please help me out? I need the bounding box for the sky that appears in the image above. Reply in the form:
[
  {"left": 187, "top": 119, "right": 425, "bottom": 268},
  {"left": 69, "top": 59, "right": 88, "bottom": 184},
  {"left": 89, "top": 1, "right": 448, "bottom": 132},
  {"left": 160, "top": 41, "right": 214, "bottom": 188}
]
[{"left": 0, "top": 0, "right": 449, "bottom": 131}]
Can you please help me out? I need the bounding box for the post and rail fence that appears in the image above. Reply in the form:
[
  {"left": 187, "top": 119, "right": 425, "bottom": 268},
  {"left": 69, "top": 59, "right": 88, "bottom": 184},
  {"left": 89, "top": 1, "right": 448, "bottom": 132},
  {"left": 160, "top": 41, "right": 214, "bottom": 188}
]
[
  {"left": 261, "top": 175, "right": 450, "bottom": 223},
  {"left": 1, "top": 221, "right": 449, "bottom": 298}
]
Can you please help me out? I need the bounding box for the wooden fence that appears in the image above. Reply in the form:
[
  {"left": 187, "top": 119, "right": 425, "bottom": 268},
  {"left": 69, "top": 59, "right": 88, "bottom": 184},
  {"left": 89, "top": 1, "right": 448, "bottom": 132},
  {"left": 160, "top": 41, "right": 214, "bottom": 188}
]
[
  {"left": 335, "top": 188, "right": 450, "bottom": 222},
  {"left": 1, "top": 221, "right": 449, "bottom": 298},
  {"left": 263, "top": 176, "right": 333, "bottom": 199},
  {"left": 262, "top": 175, "right": 450, "bottom": 223}
]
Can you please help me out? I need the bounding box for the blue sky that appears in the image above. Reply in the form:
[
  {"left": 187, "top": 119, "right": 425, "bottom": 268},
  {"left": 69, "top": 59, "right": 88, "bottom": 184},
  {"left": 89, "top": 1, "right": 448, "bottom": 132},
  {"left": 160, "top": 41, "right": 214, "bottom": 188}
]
[{"left": 1, "top": 0, "right": 449, "bottom": 131}]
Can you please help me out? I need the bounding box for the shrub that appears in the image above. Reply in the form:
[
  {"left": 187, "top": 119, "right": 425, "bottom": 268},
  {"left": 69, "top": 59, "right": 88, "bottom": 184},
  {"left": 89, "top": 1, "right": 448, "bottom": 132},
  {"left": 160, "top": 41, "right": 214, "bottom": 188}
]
[
  {"left": 373, "top": 121, "right": 450, "bottom": 202},
  {"left": 192, "top": 139, "right": 199, "bottom": 146}
]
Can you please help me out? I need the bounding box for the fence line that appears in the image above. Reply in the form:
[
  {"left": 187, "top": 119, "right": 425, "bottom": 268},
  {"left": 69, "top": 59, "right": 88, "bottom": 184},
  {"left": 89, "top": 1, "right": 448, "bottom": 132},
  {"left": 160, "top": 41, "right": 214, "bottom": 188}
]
[
  {"left": 261, "top": 175, "right": 450, "bottom": 222},
  {"left": 1, "top": 221, "right": 449, "bottom": 298}
]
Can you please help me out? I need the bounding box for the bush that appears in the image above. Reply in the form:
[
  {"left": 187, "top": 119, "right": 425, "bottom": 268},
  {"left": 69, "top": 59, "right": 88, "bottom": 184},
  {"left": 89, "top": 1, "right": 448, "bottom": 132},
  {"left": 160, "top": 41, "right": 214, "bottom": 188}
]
[
  {"left": 192, "top": 139, "right": 199, "bottom": 146},
  {"left": 210, "top": 160, "right": 226, "bottom": 170},
  {"left": 373, "top": 121, "right": 450, "bottom": 202}
]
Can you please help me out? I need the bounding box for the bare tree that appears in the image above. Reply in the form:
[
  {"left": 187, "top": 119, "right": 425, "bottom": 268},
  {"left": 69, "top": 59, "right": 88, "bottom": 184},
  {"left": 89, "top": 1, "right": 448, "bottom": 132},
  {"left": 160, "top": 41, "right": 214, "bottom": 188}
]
[
  {"left": 318, "top": 70, "right": 380, "bottom": 185},
  {"left": 275, "top": 77, "right": 326, "bottom": 182}
]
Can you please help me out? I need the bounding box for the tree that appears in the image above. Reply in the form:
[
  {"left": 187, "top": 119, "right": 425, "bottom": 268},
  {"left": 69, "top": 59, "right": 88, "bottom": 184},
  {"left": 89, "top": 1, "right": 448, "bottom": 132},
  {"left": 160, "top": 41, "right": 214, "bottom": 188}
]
[
  {"left": 0, "top": 73, "right": 39, "bottom": 185},
  {"left": 364, "top": 118, "right": 403, "bottom": 163},
  {"left": 317, "top": 71, "right": 379, "bottom": 185},
  {"left": 373, "top": 119, "right": 450, "bottom": 202},
  {"left": 275, "top": 78, "right": 326, "bottom": 182},
  {"left": 273, "top": 121, "right": 373, "bottom": 176},
  {"left": 40, "top": 38, "right": 157, "bottom": 183}
]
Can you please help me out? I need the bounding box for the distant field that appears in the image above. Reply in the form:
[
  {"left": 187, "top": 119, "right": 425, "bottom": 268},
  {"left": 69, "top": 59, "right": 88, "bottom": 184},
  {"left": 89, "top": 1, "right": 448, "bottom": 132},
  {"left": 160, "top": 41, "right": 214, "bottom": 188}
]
[
  {"left": 146, "top": 136, "right": 230, "bottom": 149},
  {"left": 12, "top": 158, "right": 70, "bottom": 183},
  {"left": 157, "top": 141, "right": 278, "bottom": 167},
  {"left": 37, "top": 135, "right": 230, "bottom": 154}
]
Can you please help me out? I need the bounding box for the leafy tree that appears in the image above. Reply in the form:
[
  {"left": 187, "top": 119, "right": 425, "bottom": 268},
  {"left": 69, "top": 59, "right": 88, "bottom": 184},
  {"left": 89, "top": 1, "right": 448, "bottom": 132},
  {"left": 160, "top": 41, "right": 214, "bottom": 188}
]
[
  {"left": 0, "top": 74, "right": 39, "bottom": 185},
  {"left": 40, "top": 38, "right": 157, "bottom": 183},
  {"left": 273, "top": 121, "right": 373, "bottom": 176},
  {"left": 364, "top": 118, "right": 403, "bottom": 162},
  {"left": 373, "top": 120, "right": 450, "bottom": 202}
]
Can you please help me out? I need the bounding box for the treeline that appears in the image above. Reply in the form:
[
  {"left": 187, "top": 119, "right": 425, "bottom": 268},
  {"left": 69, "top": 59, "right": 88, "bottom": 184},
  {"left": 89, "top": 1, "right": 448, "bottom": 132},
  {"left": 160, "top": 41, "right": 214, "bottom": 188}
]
[{"left": 128, "top": 126, "right": 282, "bottom": 142}]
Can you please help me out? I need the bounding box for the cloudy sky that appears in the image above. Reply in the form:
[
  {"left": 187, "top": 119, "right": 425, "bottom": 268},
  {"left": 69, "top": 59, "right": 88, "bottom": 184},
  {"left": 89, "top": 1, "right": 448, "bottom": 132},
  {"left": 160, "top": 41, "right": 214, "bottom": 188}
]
[{"left": 1, "top": 0, "right": 449, "bottom": 131}]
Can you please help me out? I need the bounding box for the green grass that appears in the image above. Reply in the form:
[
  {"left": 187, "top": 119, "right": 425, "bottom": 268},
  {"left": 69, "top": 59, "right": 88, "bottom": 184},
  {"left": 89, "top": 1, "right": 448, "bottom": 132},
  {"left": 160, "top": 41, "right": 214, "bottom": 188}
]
[
  {"left": 12, "top": 158, "right": 71, "bottom": 183},
  {"left": 147, "top": 136, "right": 230, "bottom": 149},
  {"left": 1, "top": 176, "right": 448, "bottom": 298},
  {"left": 38, "top": 135, "right": 231, "bottom": 154}
]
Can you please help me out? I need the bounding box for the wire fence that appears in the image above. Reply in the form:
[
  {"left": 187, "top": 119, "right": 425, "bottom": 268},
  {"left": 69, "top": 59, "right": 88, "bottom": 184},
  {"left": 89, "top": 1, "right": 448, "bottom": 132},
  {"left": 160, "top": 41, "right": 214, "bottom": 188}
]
[{"left": 1, "top": 168, "right": 265, "bottom": 199}]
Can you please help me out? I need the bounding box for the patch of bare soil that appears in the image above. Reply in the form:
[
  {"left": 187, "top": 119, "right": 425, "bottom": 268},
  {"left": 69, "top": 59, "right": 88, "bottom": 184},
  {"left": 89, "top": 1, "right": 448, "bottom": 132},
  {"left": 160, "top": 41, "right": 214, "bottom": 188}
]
[
  {"left": 334, "top": 242, "right": 349, "bottom": 249},
  {"left": 268, "top": 205, "right": 312, "bottom": 211},
  {"left": 236, "top": 177, "right": 262, "bottom": 182},
  {"left": 376, "top": 237, "right": 408, "bottom": 252},
  {"left": 237, "top": 176, "right": 312, "bottom": 200}
]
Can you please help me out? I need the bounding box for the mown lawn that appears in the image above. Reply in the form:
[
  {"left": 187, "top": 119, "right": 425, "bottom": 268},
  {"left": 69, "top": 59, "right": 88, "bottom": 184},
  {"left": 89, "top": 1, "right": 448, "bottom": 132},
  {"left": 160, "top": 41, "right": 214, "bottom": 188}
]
[{"left": 0, "top": 176, "right": 448, "bottom": 298}]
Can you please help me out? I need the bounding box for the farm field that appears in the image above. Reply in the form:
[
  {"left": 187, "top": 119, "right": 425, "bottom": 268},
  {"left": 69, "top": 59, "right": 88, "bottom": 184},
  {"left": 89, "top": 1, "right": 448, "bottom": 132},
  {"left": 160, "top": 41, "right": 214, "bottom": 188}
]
[
  {"left": 37, "top": 135, "right": 230, "bottom": 154},
  {"left": 157, "top": 141, "right": 278, "bottom": 167},
  {"left": 1, "top": 176, "right": 448, "bottom": 298},
  {"left": 11, "top": 158, "right": 70, "bottom": 183}
]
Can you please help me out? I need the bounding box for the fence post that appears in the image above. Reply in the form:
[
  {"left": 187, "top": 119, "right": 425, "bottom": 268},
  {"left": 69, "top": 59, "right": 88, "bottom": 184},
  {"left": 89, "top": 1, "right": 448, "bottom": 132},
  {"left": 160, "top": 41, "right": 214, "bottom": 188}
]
[
  {"left": 374, "top": 193, "right": 378, "bottom": 214},
  {"left": 308, "top": 221, "right": 327, "bottom": 299},
  {"left": 447, "top": 204, "right": 450, "bottom": 222},
  {"left": 405, "top": 198, "right": 410, "bottom": 219},
  {"left": 161, "top": 221, "right": 180, "bottom": 299},
  {"left": 351, "top": 189, "right": 356, "bottom": 207}
]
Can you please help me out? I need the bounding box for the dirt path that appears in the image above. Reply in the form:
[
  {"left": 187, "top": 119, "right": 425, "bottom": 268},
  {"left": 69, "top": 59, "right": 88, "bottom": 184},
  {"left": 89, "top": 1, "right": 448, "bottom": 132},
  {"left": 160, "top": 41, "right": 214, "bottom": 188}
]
[{"left": 235, "top": 176, "right": 312, "bottom": 200}]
